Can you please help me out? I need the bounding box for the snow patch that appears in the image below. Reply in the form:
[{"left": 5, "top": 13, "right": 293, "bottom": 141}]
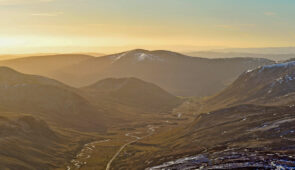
[
  {"left": 111, "top": 53, "right": 127, "bottom": 63},
  {"left": 147, "top": 154, "right": 208, "bottom": 170},
  {"left": 137, "top": 53, "right": 149, "bottom": 61},
  {"left": 135, "top": 53, "right": 163, "bottom": 62},
  {"left": 271, "top": 75, "right": 295, "bottom": 86},
  {"left": 259, "top": 61, "right": 295, "bottom": 72},
  {"left": 267, "top": 74, "right": 295, "bottom": 94},
  {"left": 246, "top": 69, "right": 253, "bottom": 73},
  {"left": 110, "top": 52, "right": 164, "bottom": 63}
]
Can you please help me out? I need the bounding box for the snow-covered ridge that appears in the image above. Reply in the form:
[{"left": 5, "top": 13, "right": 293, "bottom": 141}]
[
  {"left": 259, "top": 61, "right": 295, "bottom": 72},
  {"left": 137, "top": 53, "right": 150, "bottom": 61},
  {"left": 135, "top": 53, "right": 163, "bottom": 62},
  {"left": 110, "top": 52, "right": 127, "bottom": 63},
  {"left": 110, "top": 51, "right": 164, "bottom": 63},
  {"left": 245, "top": 69, "right": 254, "bottom": 73}
]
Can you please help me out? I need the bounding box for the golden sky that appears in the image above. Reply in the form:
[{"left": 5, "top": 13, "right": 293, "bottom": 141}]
[{"left": 0, "top": 0, "right": 295, "bottom": 54}]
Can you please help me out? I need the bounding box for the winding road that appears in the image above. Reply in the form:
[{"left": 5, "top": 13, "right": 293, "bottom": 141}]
[{"left": 105, "top": 125, "right": 156, "bottom": 170}]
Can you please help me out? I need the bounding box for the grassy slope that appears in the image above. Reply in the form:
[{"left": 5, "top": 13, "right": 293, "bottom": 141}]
[
  {"left": 109, "top": 104, "right": 295, "bottom": 169},
  {"left": 81, "top": 77, "right": 183, "bottom": 114}
]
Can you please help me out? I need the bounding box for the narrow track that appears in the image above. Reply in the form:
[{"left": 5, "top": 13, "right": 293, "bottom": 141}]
[{"left": 105, "top": 126, "right": 156, "bottom": 170}]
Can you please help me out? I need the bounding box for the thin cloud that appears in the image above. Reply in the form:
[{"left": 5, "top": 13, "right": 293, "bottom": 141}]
[
  {"left": 216, "top": 25, "right": 235, "bottom": 29},
  {"left": 216, "top": 24, "right": 255, "bottom": 30},
  {"left": 0, "top": 0, "right": 56, "bottom": 5},
  {"left": 31, "top": 11, "right": 63, "bottom": 17},
  {"left": 264, "top": 12, "right": 277, "bottom": 16}
]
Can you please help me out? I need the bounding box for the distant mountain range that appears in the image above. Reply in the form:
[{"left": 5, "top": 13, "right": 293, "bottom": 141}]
[
  {"left": 214, "top": 47, "right": 295, "bottom": 54},
  {"left": 186, "top": 51, "right": 295, "bottom": 61},
  {"left": 0, "top": 49, "right": 274, "bottom": 97},
  {"left": 0, "top": 54, "right": 94, "bottom": 79}
]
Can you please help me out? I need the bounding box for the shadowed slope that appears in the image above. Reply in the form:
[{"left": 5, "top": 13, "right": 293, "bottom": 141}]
[
  {"left": 0, "top": 67, "right": 106, "bottom": 132},
  {"left": 81, "top": 77, "right": 182, "bottom": 113},
  {"left": 0, "top": 114, "right": 68, "bottom": 170}
]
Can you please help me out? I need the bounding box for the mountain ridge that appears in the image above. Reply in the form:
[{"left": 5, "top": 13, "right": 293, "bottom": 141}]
[
  {"left": 81, "top": 77, "right": 183, "bottom": 113},
  {"left": 0, "top": 66, "right": 106, "bottom": 132},
  {"left": 200, "top": 61, "right": 295, "bottom": 112},
  {"left": 0, "top": 49, "right": 274, "bottom": 97}
]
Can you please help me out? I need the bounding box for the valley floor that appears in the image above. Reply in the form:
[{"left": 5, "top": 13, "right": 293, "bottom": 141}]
[{"left": 62, "top": 111, "right": 195, "bottom": 170}]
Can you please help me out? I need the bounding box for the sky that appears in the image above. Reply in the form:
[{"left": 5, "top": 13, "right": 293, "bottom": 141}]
[{"left": 0, "top": 0, "right": 295, "bottom": 54}]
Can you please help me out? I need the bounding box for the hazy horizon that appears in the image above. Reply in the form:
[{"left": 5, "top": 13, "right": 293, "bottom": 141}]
[
  {"left": 1, "top": 46, "right": 295, "bottom": 56},
  {"left": 1, "top": 0, "right": 295, "bottom": 55}
]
